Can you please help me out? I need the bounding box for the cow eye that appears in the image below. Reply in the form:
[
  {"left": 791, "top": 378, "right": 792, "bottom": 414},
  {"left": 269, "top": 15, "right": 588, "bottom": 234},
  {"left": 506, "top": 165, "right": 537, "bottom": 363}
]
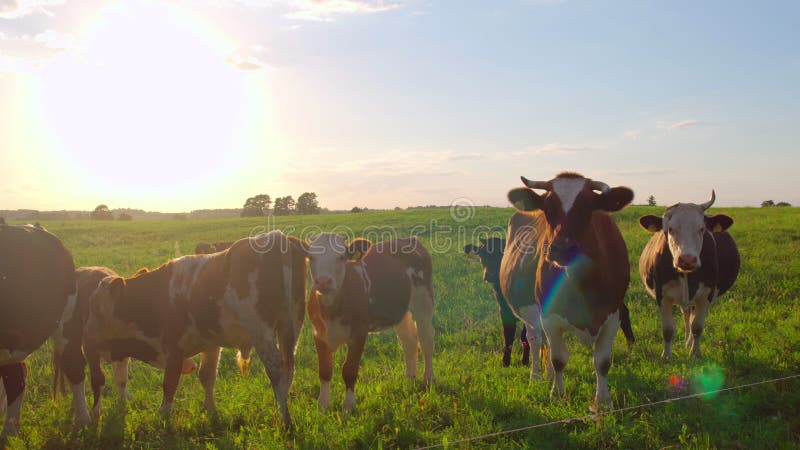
[{"left": 668, "top": 227, "right": 676, "bottom": 235}]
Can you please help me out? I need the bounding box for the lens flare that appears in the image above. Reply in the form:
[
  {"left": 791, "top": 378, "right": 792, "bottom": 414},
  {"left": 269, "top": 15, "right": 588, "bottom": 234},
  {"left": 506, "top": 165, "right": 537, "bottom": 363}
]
[
  {"left": 690, "top": 364, "right": 725, "bottom": 399},
  {"left": 541, "top": 253, "right": 590, "bottom": 316}
]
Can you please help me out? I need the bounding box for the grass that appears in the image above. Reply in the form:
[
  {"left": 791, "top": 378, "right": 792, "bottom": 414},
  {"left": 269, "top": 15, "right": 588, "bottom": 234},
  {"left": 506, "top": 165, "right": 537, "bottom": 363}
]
[{"left": 3, "top": 206, "right": 800, "bottom": 449}]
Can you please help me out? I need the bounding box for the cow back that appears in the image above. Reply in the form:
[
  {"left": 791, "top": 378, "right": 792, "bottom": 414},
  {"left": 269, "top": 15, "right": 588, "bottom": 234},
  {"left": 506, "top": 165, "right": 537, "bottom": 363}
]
[
  {"left": 711, "top": 231, "right": 739, "bottom": 296},
  {"left": 0, "top": 224, "right": 76, "bottom": 362}
]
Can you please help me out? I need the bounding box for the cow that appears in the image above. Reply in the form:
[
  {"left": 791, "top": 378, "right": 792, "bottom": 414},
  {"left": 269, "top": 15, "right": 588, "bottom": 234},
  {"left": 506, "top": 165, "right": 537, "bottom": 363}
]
[
  {"left": 53, "top": 266, "right": 198, "bottom": 423},
  {"left": 305, "top": 233, "right": 435, "bottom": 411},
  {"left": 504, "top": 172, "right": 635, "bottom": 407},
  {"left": 639, "top": 191, "right": 740, "bottom": 359},
  {"left": 0, "top": 223, "right": 76, "bottom": 438},
  {"left": 85, "top": 231, "right": 307, "bottom": 428},
  {"left": 195, "top": 241, "right": 234, "bottom": 255},
  {"left": 464, "top": 238, "right": 531, "bottom": 367}
]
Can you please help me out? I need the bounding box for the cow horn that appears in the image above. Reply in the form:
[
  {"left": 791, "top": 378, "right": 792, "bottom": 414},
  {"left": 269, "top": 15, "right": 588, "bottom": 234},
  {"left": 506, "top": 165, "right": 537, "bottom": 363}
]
[
  {"left": 589, "top": 180, "right": 611, "bottom": 193},
  {"left": 699, "top": 189, "right": 715, "bottom": 211},
  {"left": 520, "top": 176, "right": 549, "bottom": 190}
]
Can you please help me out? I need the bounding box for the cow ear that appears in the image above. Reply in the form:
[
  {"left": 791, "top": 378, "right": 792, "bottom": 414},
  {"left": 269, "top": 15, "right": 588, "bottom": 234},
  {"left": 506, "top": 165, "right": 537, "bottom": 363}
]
[
  {"left": 507, "top": 188, "right": 543, "bottom": 211},
  {"left": 347, "top": 238, "right": 372, "bottom": 261},
  {"left": 109, "top": 277, "right": 126, "bottom": 299},
  {"left": 639, "top": 215, "right": 663, "bottom": 233},
  {"left": 597, "top": 187, "right": 634, "bottom": 212},
  {"left": 287, "top": 236, "right": 310, "bottom": 256},
  {"left": 132, "top": 267, "right": 149, "bottom": 276},
  {"left": 464, "top": 244, "right": 478, "bottom": 256},
  {"left": 705, "top": 214, "right": 733, "bottom": 232}
]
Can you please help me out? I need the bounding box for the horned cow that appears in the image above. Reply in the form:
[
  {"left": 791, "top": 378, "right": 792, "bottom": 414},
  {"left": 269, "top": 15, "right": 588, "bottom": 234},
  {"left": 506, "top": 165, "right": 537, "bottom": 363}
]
[
  {"left": 504, "top": 172, "right": 635, "bottom": 407},
  {"left": 639, "top": 191, "right": 740, "bottom": 359}
]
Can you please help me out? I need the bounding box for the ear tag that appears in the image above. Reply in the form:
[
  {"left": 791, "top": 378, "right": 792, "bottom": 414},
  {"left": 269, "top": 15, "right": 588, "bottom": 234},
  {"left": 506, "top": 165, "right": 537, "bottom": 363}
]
[
  {"left": 648, "top": 224, "right": 658, "bottom": 232},
  {"left": 713, "top": 224, "right": 723, "bottom": 232}
]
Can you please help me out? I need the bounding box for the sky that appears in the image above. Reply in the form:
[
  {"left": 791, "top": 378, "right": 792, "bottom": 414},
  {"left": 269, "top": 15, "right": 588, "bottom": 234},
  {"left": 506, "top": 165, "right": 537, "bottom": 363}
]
[{"left": 1, "top": 0, "right": 798, "bottom": 212}]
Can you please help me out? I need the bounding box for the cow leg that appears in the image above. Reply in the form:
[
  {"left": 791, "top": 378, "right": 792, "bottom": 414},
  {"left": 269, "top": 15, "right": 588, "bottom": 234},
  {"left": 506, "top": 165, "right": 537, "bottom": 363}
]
[
  {"left": 520, "top": 323, "right": 530, "bottom": 367},
  {"left": 410, "top": 293, "right": 435, "bottom": 384},
  {"left": 199, "top": 347, "right": 221, "bottom": 411},
  {"left": 681, "top": 305, "right": 693, "bottom": 348},
  {"left": 342, "top": 334, "right": 367, "bottom": 412},
  {"left": 593, "top": 311, "right": 620, "bottom": 408},
  {"left": 113, "top": 358, "right": 131, "bottom": 404},
  {"left": 518, "top": 305, "right": 545, "bottom": 380},
  {"left": 689, "top": 298, "right": 712, "bottom": 358},
  {"left": 159, "top": 354, "right": 183, "bottom": 416},
  {"left": 253, "top": 332, "right": 292, "bottom": 428},
  {"left": 313, "top": 335, "right": 334, "bottom": 410},
  {"left": 84, "top": 340, "right": 106, "bottom": 419},
  {"left": 0, "top": 362, "right": 26, "bottom": 438},
  {"left": 659, "top": 300, "right": 676, "bottom": 360},
  {"left": 394, "top": 311, "right": 419, "bottom": 378},
  {"left": 53, "top": 320, "right": 91, "bottom": 426},
  {"left": 501, "top": 323, "right": 515, "bottom": 367},
  {"left": 542, "top": 316, "right": 568, "bottom": 399}
]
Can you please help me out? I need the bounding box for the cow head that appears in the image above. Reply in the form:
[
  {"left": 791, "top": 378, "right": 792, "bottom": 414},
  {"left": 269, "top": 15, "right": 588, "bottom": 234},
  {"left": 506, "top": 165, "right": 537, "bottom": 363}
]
[
  {"left": 639, "top": 190, "right": 733, "bottom": 272},
  {"left": 86, "top": 275, "right": 127, "bottom": 341},
  {"left": 464, "top": 237, "right": 506, "bottom": 283},
  {"left": 307, "top": 233, "right": 372, "bottom": 304},
  {"left": 507, "top": 172, "right": 633, "bottom": 268}
]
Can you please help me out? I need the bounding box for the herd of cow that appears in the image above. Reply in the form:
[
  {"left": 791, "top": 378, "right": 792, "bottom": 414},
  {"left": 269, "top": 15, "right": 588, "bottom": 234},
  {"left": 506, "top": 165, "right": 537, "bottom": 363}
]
[{"left": 0, "top": 172, "right": 740, "bottom": 439}]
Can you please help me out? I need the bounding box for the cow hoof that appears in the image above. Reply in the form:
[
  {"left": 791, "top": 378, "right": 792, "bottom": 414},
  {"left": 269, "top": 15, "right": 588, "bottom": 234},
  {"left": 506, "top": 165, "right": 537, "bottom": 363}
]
[
  {"left": 660, "top": 351, "right": 673, "bottom": 361},
  {"left": 74, "top": 414, "right": 92, "bottom": 429},
  {"left": 343, "top": 391, "right": 356, "bottom": 411},
  {"left": 202, "top": 400, "right": 216, "bottom": 412}
]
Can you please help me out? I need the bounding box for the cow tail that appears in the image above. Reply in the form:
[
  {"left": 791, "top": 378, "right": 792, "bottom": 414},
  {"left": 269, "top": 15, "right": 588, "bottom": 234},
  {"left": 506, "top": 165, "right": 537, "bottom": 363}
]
[
  {"left": 52, "top": 342, "right": 66, "bottom": 401},
  {"left": 620, "top": 304, "right": 635, "bottom": 347},
  {"left": 236, "top": 348, "right": 251, "bottom": 377}
]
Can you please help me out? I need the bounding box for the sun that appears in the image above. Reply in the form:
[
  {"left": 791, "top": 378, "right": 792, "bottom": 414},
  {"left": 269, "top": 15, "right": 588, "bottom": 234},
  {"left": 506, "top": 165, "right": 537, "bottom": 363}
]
[{"left": 29, "top": 0, "right": 277, "bottom": 210}]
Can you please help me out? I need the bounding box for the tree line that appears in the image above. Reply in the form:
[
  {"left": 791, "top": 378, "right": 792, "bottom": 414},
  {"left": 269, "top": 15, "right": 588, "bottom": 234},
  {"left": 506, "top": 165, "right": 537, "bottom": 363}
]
[{"left": 241, "top": 192, "right": 321, "bottom": 217}]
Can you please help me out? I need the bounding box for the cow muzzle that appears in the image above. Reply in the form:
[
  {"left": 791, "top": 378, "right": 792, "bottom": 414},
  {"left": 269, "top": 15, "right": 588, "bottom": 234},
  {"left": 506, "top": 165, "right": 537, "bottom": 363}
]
[
  {"left": 675, "top": 255, "right": 700, "bottom": 272},
  {"left": 313, "top": 276, "right": 335, "bottom": 294},
  {"left": 547, "top": 239, "right": 580, "bottom": 267}
]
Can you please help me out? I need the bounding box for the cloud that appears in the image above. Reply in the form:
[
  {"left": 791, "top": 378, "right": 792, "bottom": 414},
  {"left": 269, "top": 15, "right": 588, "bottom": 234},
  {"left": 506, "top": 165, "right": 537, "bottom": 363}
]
[
  {"left": 0, "top": 0, "right": 65, "bottom": 19},
  {"left": 287, "top": 0, "right": 401, "bottom": 21},
  {"left": 226, "top": 55, "right": 264, "bottom": 70},
  {"left": 624, "top": 129, "right": 641, "bottom": 140},
  {"left": 662, "top": 119, "right": 704, "bottom": 130},
  {"left": 0, "top": 29, "right": 75, "bottom": 62}
]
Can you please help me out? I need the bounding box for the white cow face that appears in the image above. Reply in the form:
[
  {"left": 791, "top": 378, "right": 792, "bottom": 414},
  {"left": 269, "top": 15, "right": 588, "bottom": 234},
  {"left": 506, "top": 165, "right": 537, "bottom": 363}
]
[
  {"left": 307, "top": 233, "right": 371, "bottom": 304},
  {"left": 640, "top": 199, "right": 733, "bottom": 272}
]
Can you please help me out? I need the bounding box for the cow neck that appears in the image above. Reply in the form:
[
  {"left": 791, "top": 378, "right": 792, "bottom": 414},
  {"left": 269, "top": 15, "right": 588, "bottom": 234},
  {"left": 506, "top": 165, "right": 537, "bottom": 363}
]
[{"left": 117, "top": 264, "right": 171, "bottom": 322}]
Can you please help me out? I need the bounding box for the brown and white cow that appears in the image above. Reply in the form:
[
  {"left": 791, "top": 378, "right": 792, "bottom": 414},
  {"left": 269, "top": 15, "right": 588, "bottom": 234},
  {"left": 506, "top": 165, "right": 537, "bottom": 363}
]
[
  {"left": 85, "top": 231, "right": 306, "bottom": 428},
  {"left": 53, "top": 267, "right": 198, "bottom": 423},
  {"left": 0, "top": 223, "right": 76, "bottom": 437},
  {"left": 639, "top": 191, "right": 740, "bottom": 359},
  {"left": 305, "top": 233, "right": 435, "bottom": 411},
  {"left": 504, "top": 172, "right": 634, "bottom": 407},
  {"left": 195, "top": 241, "right": 234, "bottom": 255}
]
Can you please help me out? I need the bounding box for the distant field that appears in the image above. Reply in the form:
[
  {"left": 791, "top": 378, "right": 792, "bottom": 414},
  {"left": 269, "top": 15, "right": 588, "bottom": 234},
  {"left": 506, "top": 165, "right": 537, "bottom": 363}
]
[{"left": 4, "top": 206, "right": 800, "bottom": 449}]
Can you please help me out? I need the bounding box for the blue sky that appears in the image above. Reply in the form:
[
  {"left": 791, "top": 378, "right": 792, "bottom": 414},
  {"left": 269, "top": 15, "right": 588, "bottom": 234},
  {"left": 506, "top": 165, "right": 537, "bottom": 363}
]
[{"left": 1, "top": 0, "right": 798, "bottom": 211}]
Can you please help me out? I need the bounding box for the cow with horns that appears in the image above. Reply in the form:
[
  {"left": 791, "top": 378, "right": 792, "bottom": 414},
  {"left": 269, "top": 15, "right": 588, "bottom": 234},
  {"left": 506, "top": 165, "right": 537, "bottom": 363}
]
[
  {"left": 639, "top": 191, "right": 740, "bottom": 359},
  {"left": 503, "top": 172, "right": 635, "bottom": 407}
]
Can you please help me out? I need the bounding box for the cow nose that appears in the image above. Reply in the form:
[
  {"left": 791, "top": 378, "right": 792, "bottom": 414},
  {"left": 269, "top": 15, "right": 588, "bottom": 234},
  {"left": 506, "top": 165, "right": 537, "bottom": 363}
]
[
  {"left": 677, "top": 255, "right": 698, "bottom": 271},
  {"left": 550, "top": 240, "right": 579, "bottom": 263},
  {"left": 314, "top": 276, "right": 334, "bottom": 294}
]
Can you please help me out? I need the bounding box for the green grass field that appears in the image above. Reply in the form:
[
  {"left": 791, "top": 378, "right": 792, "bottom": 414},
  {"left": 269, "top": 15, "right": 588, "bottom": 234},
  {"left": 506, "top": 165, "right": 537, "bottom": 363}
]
[{"left": 4, "top": 206, "right": 800, "bottom": 449}]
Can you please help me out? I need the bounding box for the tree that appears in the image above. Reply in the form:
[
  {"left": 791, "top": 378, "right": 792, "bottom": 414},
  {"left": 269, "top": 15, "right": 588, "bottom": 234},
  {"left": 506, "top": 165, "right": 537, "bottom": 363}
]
[
  {"left": 777, "top": 201, "right": 792, "bottom": 207},
  {"left": 273, "top": 196, "right": 295, "bottom": 215},
  {"left": 117, "top": 212, "right": 133, "bottom": 221},
  {"left": 647, "top": 195, "right": 657, "bottom": 206},
  {"left": 350, "top": 206, "right": 363, "bottom": 213},
  {"left": 296, "top": 192, "right": 321, "bottom": 215},
  {"left": 91, "top": 204, "right": 114, "bottom": 221},
  {"left": 241, "top": 194, "right": 271, "bottom": 217},
  {"left": 761, "top": 200, "right": 775, "bottom": 207}
]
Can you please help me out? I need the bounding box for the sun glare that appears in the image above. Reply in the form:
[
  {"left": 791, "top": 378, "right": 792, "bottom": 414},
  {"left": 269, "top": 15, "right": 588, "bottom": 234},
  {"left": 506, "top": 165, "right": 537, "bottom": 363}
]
[{"left": 28, "top": 0, "right": 276, "bottom": 210}]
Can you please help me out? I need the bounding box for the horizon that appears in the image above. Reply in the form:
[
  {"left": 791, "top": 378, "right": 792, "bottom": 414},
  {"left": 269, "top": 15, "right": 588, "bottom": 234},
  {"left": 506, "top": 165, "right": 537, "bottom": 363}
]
[{"left": 2, "top": 1, "right": 799, "bottom": 212}]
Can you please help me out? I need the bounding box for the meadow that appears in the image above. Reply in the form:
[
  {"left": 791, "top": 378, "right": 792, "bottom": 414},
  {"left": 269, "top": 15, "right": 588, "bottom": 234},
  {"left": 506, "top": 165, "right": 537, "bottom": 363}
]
[{"left": 3, "top": 206, "right": 799, "bottom": 449}]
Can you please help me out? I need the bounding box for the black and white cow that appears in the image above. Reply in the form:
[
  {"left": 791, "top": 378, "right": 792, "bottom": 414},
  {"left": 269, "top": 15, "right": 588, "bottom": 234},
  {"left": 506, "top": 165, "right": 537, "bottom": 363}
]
[{"left": 639, "top": 191, "right": 740, "bottom": 359}]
